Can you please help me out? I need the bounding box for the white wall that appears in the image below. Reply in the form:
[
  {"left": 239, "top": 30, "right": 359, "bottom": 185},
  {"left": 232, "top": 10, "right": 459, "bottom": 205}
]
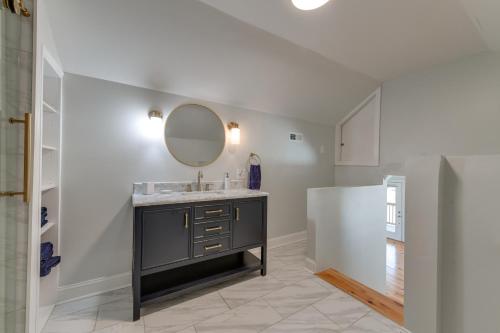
[
  {"left": 334, "top": 51, "right": 500, "bottom": 186},
  {"left": 36, "top": 1, "right": 62, "bottom": 65},
  {"left": 440, "top": 155, "right": 500, "bottom": 333},
  {"left": 404, "top": 156, "right": 444, "bottom": 333},
  {"left": 59, "top": 73, "right": 334, "bottom": 288},
  {"left": 307, "top": 185, "right": 386, "bottom": 294},
  {"left": 404, "top": 154, "right": 500, "bottom": 333}
]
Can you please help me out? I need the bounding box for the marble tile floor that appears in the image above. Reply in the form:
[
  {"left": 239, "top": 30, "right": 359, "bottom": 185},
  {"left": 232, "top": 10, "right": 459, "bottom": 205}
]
[{"left": 43, "top": 240, "right": 410, "bottom": 333}]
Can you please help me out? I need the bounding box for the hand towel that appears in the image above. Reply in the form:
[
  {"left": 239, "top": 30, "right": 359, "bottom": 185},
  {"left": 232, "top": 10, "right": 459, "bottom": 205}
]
[{"left": 248, "top": 164, "right": 261, "bottom": 190}]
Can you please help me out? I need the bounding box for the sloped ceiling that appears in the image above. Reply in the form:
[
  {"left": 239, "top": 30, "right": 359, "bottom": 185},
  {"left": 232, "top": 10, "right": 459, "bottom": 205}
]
[
  {"left": 460, "top": 0, "right": 500, "bottom": 51},
  {"left": 200, "top": 0, "right": 488, "bottom": 81},
  {"left": 46, "top": 0, "right": 493, "bottom": 125},
  {"left": 45, "top": 0, "right": 378, "bottom": 125}
]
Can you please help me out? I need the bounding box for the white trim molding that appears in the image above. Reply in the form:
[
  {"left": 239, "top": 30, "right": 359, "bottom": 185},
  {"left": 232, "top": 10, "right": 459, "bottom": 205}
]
[
  {"left": 56, "top": 272, "right": 131, "bottom": 304},
  {"left": 335, "top": 87, "right": 381, "bottom": 166},
  {"left": 267, "top": 230, "right": 307, "bottom": 249},
  {"left": 304, "top": 257, "right": 317, "bottom": 273}
]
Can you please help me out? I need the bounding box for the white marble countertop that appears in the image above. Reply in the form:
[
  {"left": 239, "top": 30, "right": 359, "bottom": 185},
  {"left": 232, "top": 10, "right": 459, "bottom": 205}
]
[{"left": 133, "top": 189, "right": 269, "bottom": 207}]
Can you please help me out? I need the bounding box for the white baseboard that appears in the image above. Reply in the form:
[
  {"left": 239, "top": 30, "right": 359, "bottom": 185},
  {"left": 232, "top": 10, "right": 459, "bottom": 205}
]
[
  {"left": 304, "top": 257, "right": 317, "bottom": 273},
  {"left": 56, "top": 272, "right": 131, "bottom": 305},
  {"left": 267, "top": 230, "right": 307, "bottom": 249},
  {"left": 38, "top": 304, "right": 54, "bottom": 331},
  {"left": 56, "top": 231, "right": 308, "bottom": 304}
]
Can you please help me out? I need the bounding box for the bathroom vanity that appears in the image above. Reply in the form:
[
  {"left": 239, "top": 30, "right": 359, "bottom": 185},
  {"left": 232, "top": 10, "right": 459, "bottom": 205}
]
[{"left": 132, "top": 189, "right": 268, "bottom": 320}]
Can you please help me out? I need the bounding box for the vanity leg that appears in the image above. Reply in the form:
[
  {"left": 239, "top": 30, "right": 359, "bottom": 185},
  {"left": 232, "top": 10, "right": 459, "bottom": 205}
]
[
  {"left": 261, "top": 245, "right": 267, "bottom": 276},
  {"left": 132, "top": 208, "right": 141, "bottom": 321},
  {"left": 132, "top": 256, "right": 141, "bottom": 321},
  {"left": 133, "top": 296, "right": 140, "bottom": 321}
]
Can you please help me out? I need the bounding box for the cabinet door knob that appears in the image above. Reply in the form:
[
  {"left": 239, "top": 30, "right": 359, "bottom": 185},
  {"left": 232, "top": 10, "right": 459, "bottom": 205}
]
[
  {"left": 184, "top": 212, "right": 189, "bottom": 229},
  {"left": 235, "top": 207, "right": 240, "bottom": 221}
]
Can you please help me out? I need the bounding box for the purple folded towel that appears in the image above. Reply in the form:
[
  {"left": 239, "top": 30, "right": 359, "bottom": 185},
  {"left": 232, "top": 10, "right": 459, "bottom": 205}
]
[{"left": 248, "top": 164, "right": 261, "bottom": 190}]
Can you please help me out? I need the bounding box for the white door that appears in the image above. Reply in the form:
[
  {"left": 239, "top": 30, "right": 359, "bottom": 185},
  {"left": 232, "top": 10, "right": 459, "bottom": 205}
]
[{"left": 386, "top": 178, "right": 405, "bottom": 242}]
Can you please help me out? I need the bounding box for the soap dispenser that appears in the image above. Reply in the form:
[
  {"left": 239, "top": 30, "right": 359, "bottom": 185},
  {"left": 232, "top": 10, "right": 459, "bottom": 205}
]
[{"left": 224, "top": 172, "right": 230, "bottom": 190}]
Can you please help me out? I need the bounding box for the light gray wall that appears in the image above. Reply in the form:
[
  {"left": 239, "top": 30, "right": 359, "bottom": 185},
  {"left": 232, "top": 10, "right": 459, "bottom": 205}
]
[
  {"left": 404, "top": 154, "right": 500, "bottom": 333},
  {"left": 334, "top": 52, "right": 500, "bottom": 186},
  {"left": 60, "top": 73, "right": 334, "bottom": 286},
  {"left": 441, "top": 155, "right": 500, "bottom": 333},
  {"left": 37, "top": 1, "right": 62, "bottom": 66},
  {"left": 307, "top": 186, "right": 386, "bottom": 294},
  {"left": 404, "top": 156, "right": 444, "bottom": 333}
]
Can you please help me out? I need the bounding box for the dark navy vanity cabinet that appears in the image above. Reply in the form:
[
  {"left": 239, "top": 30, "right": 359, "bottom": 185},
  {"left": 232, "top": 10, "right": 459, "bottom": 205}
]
[{"left": 132, "top": 195, "right": 267, "bottom": 320}]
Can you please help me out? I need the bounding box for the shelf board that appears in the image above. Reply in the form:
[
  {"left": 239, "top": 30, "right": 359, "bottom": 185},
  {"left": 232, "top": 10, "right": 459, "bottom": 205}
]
[
  {"left": 41, "top": 183, "right": 57, "bottom": 192},
  {"left": 43, "top": 101, "right": 59, "bottom": 114},
  {"left": 41, "top": 222, "right": 55, "bottom": 236},
  {"left": 141, "top": 251, "right": 262, "bottom": 303},
  {"left": 42, "top": 145, "right": 58, "bottom": 152}
]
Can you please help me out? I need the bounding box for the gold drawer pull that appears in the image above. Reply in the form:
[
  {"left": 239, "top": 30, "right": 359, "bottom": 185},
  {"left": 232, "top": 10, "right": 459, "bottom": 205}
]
[
  {"left": 205, "top": 226, "right": 223, "bottom": 232},
  {"left": 184, "top": 212, "right": 189, "bottom": 229},
  {"left": 235, "top": 207, "right": 240, "bottom": 221},
  {"left": 205, "top": 244, "right": 222, "bottom": 251},
  {"left": 205, "top": 209, "right": 223, "bottom": 215}
]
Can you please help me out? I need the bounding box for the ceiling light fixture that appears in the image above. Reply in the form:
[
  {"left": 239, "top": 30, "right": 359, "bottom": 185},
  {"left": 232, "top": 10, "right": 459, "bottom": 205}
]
[{"left": 291, "top": 0, "right": 330, "bottom": 11}]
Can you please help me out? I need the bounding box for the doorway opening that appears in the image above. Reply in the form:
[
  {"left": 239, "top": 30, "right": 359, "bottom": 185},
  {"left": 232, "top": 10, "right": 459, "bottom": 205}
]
[{"left": 385, "top": 175, "right": 405, "bottom": 305}]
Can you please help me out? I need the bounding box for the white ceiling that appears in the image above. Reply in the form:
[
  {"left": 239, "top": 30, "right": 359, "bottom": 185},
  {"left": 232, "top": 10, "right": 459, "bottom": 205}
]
[
  {"left": 45, "top": 0, "right": 378, "bottom": 125},
  {"left": 460, "top": 0, "right": 500, "bottom": 51},
  {"left": 200, "top": 0, "right": 490, "bottom": 81},
  {"left": 45, "top": 0, "right": 496, "bottom": 125}
]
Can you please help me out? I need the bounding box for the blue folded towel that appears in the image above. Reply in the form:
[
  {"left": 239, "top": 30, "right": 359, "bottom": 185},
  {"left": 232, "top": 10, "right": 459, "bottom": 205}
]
[
  {"left": 41, "top": 207, "right": 48, "bottom": 227},
  {"left": 40, "top": 242, "right": 53, "bottom": 260},
  {"left": 248, "top": 164, "right": 261, "bottom": 190},
  {"left": 40, "top": 256, "right": 61, "bottom": 277}
]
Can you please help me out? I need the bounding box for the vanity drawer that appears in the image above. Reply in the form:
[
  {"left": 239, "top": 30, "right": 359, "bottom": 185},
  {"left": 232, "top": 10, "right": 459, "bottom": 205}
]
[
  {"left": 194, "top": 203, "right": 231, "bottom": 220},
  {"left": 194, "top": 220, "right": 230, "bottom": 239},
  {"left": 193, "top": 236, "right": 231, "bottom": 257}
]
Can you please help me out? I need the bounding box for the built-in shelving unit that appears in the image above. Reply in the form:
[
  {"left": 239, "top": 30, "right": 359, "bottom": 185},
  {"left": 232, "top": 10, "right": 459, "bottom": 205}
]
[
  {"left": 41, "top": 183, "right": 57, "bottom": 192},
  {"left": 43, "top": 101, "right": 59, "bottom": 114},
  {"left": 41, "top": 222, "right": 56, "bottom": 236},
  {"left": 38, "top": 50, "right": 64, "bottom": 331},
  {"left": 42, "top": 144, "right": 58, "bottom": 151}
]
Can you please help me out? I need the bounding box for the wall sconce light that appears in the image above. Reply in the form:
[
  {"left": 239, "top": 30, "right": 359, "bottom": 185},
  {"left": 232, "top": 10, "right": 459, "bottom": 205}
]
[
  {"left": 227, "top": 122, "right": 240, "bottom": 145},
  {"left": 148, "top": 110, "right": 163, "bottom": 125},
  {"left": 143, "top": 110, "right": 164, "bottom": 139}
]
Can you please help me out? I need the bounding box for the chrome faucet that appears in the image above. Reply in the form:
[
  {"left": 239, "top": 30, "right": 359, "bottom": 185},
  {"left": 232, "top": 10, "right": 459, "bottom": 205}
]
[{"left": 197, "top": 170, "right": 204, "bottom": 191}]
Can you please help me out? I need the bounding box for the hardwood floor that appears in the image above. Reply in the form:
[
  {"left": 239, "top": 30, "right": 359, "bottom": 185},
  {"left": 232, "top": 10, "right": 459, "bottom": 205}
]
[
  {"left": 316, "top": 239, "right": 405, "bottom": 325},
  {"left": 386, "top": 238, "right": 404, "bottom": 304},
  {"left": 316, "top": 268, "right": 404, "bottom": 325}
]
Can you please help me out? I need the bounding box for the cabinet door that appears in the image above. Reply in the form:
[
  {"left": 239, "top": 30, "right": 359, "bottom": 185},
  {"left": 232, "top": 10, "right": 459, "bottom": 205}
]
[
  {"left": 141, "top": 207, "right": 190, "bottom": 269},
  {"left": 233, "top": 199, "right": 263, "bottom": 249}
]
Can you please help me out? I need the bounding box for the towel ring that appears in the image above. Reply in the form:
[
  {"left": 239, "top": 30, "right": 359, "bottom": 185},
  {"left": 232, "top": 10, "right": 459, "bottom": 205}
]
[{"left": 248, "top": 152, "right": 261, "bottom": 166}]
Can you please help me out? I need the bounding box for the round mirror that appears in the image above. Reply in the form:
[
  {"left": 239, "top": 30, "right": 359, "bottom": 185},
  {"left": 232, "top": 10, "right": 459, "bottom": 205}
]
[{"left": 164, "top": 104, "right": 226, "bottom": 167}]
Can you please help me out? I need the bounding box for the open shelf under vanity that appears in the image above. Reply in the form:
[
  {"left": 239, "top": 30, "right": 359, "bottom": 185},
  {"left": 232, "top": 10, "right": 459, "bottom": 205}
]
[{"left": 141, "top": 251, "right": 262, "bottom": 303}]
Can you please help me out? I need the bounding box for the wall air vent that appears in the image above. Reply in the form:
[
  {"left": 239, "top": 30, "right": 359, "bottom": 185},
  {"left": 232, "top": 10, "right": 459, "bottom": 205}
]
[{"left": 289, "top": 132, "right": 304, "bottom": 142}]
